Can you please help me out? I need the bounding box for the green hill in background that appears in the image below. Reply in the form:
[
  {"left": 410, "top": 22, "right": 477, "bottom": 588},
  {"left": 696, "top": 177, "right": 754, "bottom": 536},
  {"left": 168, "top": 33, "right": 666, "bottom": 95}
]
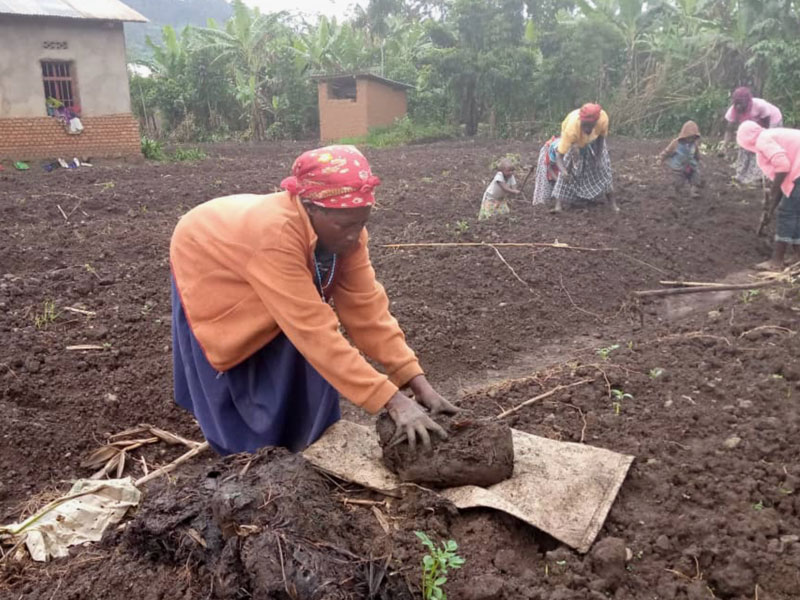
[{"left": 124, "top": 0, "right": 233, "bottom": 58}]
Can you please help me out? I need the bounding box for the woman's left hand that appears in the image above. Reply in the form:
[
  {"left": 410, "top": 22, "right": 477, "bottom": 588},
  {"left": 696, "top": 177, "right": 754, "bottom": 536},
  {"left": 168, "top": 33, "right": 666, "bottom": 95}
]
[{"left": 407, "top": 375, "right": 459, "bottom": 415}]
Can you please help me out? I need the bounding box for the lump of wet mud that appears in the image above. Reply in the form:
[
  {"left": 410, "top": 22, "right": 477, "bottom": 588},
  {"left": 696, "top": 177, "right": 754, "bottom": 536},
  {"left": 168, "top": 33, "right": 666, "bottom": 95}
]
[{"left": 376, "top": 412, "right": 514, "bottom": 488}]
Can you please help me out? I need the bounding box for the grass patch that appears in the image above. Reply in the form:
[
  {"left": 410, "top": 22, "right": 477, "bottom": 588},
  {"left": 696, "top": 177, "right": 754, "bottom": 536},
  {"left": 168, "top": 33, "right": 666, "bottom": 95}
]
[
  {"left": 141, "top": 138, "right": 207, "bottom": 162},
  {"left": 171, "top": 147, "right": 207, "bottom": 162},
  {"left": 338, "top": 117, "right": 458, "bottom": 148},
  {"left": 141, "top": 137, "right": 166, "bottom": 161}
]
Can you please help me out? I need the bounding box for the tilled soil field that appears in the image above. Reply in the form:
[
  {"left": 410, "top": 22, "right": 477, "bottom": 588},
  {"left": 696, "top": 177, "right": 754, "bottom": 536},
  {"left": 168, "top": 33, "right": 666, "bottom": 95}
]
[{"left": 1, "top": 138, "right": 798, "bottom": 599}]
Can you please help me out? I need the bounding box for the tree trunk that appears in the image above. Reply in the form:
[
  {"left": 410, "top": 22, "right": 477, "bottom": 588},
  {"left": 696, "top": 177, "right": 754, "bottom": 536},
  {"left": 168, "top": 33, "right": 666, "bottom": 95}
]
[{"left": 464, "top": 77, "right": 478, "bottom": 136}]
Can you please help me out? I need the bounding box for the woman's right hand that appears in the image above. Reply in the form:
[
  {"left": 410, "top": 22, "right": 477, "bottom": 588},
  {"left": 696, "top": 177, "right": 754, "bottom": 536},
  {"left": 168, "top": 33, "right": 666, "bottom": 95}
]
[{"left": 385, "top": 392, "right": 447, "bottom": 452}]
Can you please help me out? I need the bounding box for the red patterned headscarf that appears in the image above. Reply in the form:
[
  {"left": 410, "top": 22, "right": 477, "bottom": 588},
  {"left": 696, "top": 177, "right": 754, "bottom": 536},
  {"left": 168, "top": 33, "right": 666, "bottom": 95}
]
[
  {"left": 579, "top": 103, "right": 603, "bottom": 123},
  {"left": 280, "top": 145, "right": 380, "bottom": 209}
]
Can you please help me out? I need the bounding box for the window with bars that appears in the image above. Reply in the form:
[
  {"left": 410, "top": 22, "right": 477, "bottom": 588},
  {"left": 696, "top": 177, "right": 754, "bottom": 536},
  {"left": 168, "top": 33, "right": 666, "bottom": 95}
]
[{"left": 42, "top": 61, "right": 78, "bottom": 109}]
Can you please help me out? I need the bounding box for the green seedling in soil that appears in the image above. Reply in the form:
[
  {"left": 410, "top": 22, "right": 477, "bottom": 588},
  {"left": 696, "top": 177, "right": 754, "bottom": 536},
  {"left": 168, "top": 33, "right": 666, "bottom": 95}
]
[
  {"left": 596, "top": 344, "right": 620, "bottom": 360},
  {"left": 752, "top": 500, "right": 764, "bottom": 511},
  {"left": 649, "top": 368, "right": 665, "bottom": 379},
  {"left": 94, "top": 181, "right": 115, "bottom": 192},
  {"left": 33, "top": 300, "right": 58, "bottom": 329},
  {"left": 740, "top": 289, "right": 761, "bottom": 304},
  {"left": 415, "top": 531, "right": 465, "bottom": 600},
  {"left": 453, "top": 220, "right": 469, "bottom": 235},
  {"left": 611, "top": 388, "right": 633, "bottom": 415}
]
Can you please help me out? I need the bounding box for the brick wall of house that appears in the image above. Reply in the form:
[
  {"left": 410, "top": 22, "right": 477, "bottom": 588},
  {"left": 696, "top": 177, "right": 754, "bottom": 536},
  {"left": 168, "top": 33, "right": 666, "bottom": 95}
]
[
  {"left": 364, "top": 79, "right": 407, "bottom": 130},
  {"left": 317, "top": 77, "right": 410, "bottom": 142},
  {"left": 0, "top": 113, "right": 141, "bottom": 160},
  {"left": 317, "top": 79, "right": 370, "bottom": 142}
]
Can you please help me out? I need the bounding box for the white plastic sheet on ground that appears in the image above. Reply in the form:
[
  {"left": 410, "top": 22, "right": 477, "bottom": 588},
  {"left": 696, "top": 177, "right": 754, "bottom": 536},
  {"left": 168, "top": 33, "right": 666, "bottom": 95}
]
[
  {"left": 303, "top": 420, "right": 633, "bottom": 553},
  {"left": 0, "top": 478, "right": 141, "bottom": 561}
]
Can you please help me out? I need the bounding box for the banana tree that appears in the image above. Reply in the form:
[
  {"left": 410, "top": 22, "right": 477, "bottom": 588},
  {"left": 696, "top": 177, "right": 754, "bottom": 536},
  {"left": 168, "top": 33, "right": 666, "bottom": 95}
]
[
  {"left": 193, "top": 0, "right": 289, "bottom": 139},
  {"left": 573, "top": 0, "right": 660, "bottom": 94},
  {"left": 292, "top": 15, "right": 375, "bottom": 74}
]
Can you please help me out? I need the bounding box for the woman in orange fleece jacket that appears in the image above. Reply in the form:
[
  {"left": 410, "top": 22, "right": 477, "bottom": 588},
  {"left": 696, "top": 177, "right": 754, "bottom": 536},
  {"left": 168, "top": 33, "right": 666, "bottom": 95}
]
[{"left": 170, "top": 145, "right": 455, "bottom": 455}]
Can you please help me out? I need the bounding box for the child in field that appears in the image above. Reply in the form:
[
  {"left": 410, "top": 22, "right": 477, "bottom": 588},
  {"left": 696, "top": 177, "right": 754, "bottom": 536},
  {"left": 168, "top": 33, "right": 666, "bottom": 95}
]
[
  {"left": 479, "top": 158, "right": 521, "bottom": 219},
  {"left": 659, "top": 120, "right": 703, "bottom": 197}
]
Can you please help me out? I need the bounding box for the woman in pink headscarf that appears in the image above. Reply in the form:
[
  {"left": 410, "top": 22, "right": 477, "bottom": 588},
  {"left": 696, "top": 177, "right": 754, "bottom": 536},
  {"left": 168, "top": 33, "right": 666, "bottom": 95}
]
[
  {"left": 169, "top": 145, "right": 456, "bottom": 455},
  {"left": 737, "top": 122, "right": 800, "bottom": 270},
  {"left": 723, "top": 87, "right": 783, "bottom": 185}
]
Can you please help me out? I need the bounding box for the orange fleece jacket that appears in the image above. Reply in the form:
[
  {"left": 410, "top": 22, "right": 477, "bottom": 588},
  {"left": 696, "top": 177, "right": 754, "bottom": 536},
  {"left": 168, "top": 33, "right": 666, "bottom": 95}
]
[{"left": 169, "top": 192, "right": 423, "bottom": 414}]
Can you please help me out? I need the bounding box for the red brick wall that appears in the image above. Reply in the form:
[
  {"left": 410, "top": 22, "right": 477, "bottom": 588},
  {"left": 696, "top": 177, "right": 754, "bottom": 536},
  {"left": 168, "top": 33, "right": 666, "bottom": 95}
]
[
  {"left": 364, "top": 80, "right": 408, "bottom": 130},
  {"left": 317, "top": 80, "right": 369, "bottom": 142},
  {"left": 0, "top": 114, "right": 141, "bottom": 160}
]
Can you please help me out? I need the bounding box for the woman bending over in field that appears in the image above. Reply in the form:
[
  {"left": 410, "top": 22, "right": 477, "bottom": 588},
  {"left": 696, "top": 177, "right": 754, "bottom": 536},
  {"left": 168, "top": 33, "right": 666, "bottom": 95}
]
[
  {"left": 170, "top": 145, "right": 456, "bottom": 455},
  {"left": 550, "top": 103, "right": 618, "bottom": 213}
]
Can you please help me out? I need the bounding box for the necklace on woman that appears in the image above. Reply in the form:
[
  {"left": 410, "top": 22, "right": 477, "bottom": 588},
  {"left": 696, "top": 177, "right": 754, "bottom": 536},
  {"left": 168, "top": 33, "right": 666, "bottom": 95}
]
[{"left": 313, "top": 253, "right": 337, "bottom": 302}]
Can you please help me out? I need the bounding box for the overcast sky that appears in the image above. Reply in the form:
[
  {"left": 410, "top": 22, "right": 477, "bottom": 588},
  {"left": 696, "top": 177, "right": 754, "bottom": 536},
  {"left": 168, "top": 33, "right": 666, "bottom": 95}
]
[{"left": 243, "top": 0, "right": 366, "bottom": 18}]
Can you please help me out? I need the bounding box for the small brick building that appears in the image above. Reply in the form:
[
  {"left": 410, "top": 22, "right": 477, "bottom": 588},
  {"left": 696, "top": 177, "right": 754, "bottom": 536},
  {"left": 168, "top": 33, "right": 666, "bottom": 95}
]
[
  {"left": 314, "top": 73, "right": 413, "bottom": 142},
  {"left": 0, "top": 0, "right": 146, "bottom": 160}
]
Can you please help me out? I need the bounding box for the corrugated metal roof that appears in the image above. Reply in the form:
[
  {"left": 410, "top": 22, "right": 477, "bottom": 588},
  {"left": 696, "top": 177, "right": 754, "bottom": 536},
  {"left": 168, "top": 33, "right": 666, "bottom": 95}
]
[
  {"left": 0, "top": 0, "right": 147, "bottom": 22},
  {"left": 311, "top": 72, "right": 414, "bottom": 91}
]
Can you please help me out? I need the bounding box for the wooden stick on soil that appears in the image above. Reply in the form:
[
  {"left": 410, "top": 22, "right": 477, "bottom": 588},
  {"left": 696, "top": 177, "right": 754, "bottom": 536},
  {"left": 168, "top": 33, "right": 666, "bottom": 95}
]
[
  {"left": 139, "top": 454, "right": 149, "bottom": 476},
  {"left": 339, "top": 497, "right": 387, "bottom": 507},
  {"left": 487, "top": 244, "right": 532, "bottom": 292},
  {"left": 65, "top": 344, "right": 106, "bottom": 351},
  {"left": 658, "top": 280, "right": 735, "bottom": 288},
  {"left": 738, "top": 325, "right": 796, "bottom": 338},
  {"left": 622, "top": 254, "right": 669, "bottom": 275},
  {"left": 560, "top": 274, "right": 604, "bottom": 321},
  {"left": 148, "top": 427, "right": 204, "bottom": 449},
  {"left": 634, "top": 280, "right": 779, "bottom": 298},
  {"left": 135, "top": 441, "right": 210, "bottom": 486},
  {"left": 108, "top": 424, "right": 153, "bottom": 440},
  {"left": 382, "top": 242, "right": 615, "bottom": 252},
  {"left": 63, "top": 306, "right": 96, "bottom": 316},
  {"left": 548, "top": 401, "right": 588, "bottom": 443},
  {"left": 496, "top": 379, "right": 593, "bottom": 419}
]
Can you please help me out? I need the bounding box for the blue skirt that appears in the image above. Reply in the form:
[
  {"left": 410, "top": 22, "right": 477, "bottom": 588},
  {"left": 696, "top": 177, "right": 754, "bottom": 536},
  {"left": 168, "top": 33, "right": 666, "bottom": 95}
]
[
  {"left": 776, "top": 181, "right": 800, "bottom": 245},
  {"left": 171, "top": 279, "right": 340, "bottom": 455}
]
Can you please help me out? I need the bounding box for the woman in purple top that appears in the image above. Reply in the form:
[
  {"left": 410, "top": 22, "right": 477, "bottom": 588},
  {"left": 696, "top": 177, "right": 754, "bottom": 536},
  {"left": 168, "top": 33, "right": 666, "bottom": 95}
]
[{"left": 722, "top": 87, "right": 783, "bottom": 185}]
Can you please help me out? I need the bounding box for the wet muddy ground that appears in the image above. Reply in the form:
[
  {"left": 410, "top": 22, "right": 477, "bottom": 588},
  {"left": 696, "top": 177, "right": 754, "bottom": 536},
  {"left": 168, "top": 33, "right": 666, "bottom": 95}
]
[{"left": 1, "top": 138, "right": 798, "bottom": 599}]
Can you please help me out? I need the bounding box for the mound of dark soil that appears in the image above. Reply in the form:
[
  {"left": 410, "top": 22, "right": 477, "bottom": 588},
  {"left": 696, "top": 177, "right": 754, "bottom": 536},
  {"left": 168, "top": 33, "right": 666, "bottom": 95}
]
[
  {"left": 124, "top": 448, "right": 413, "bottom": 600},
  {"left": 376, "top": 412, "right": 514, "bottom": 487}
]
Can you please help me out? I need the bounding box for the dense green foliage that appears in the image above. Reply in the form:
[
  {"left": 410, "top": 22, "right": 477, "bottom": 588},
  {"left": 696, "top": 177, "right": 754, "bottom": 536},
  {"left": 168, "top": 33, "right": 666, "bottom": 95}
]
[{"left": 130, "top": 0, "right": 800, "bottom": 141}]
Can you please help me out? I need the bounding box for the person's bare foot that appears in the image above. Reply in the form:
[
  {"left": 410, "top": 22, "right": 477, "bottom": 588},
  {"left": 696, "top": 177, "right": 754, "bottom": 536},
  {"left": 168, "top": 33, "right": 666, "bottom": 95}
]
[{"left": 755, "top": 260, "right": 783, "bottom": 271}]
